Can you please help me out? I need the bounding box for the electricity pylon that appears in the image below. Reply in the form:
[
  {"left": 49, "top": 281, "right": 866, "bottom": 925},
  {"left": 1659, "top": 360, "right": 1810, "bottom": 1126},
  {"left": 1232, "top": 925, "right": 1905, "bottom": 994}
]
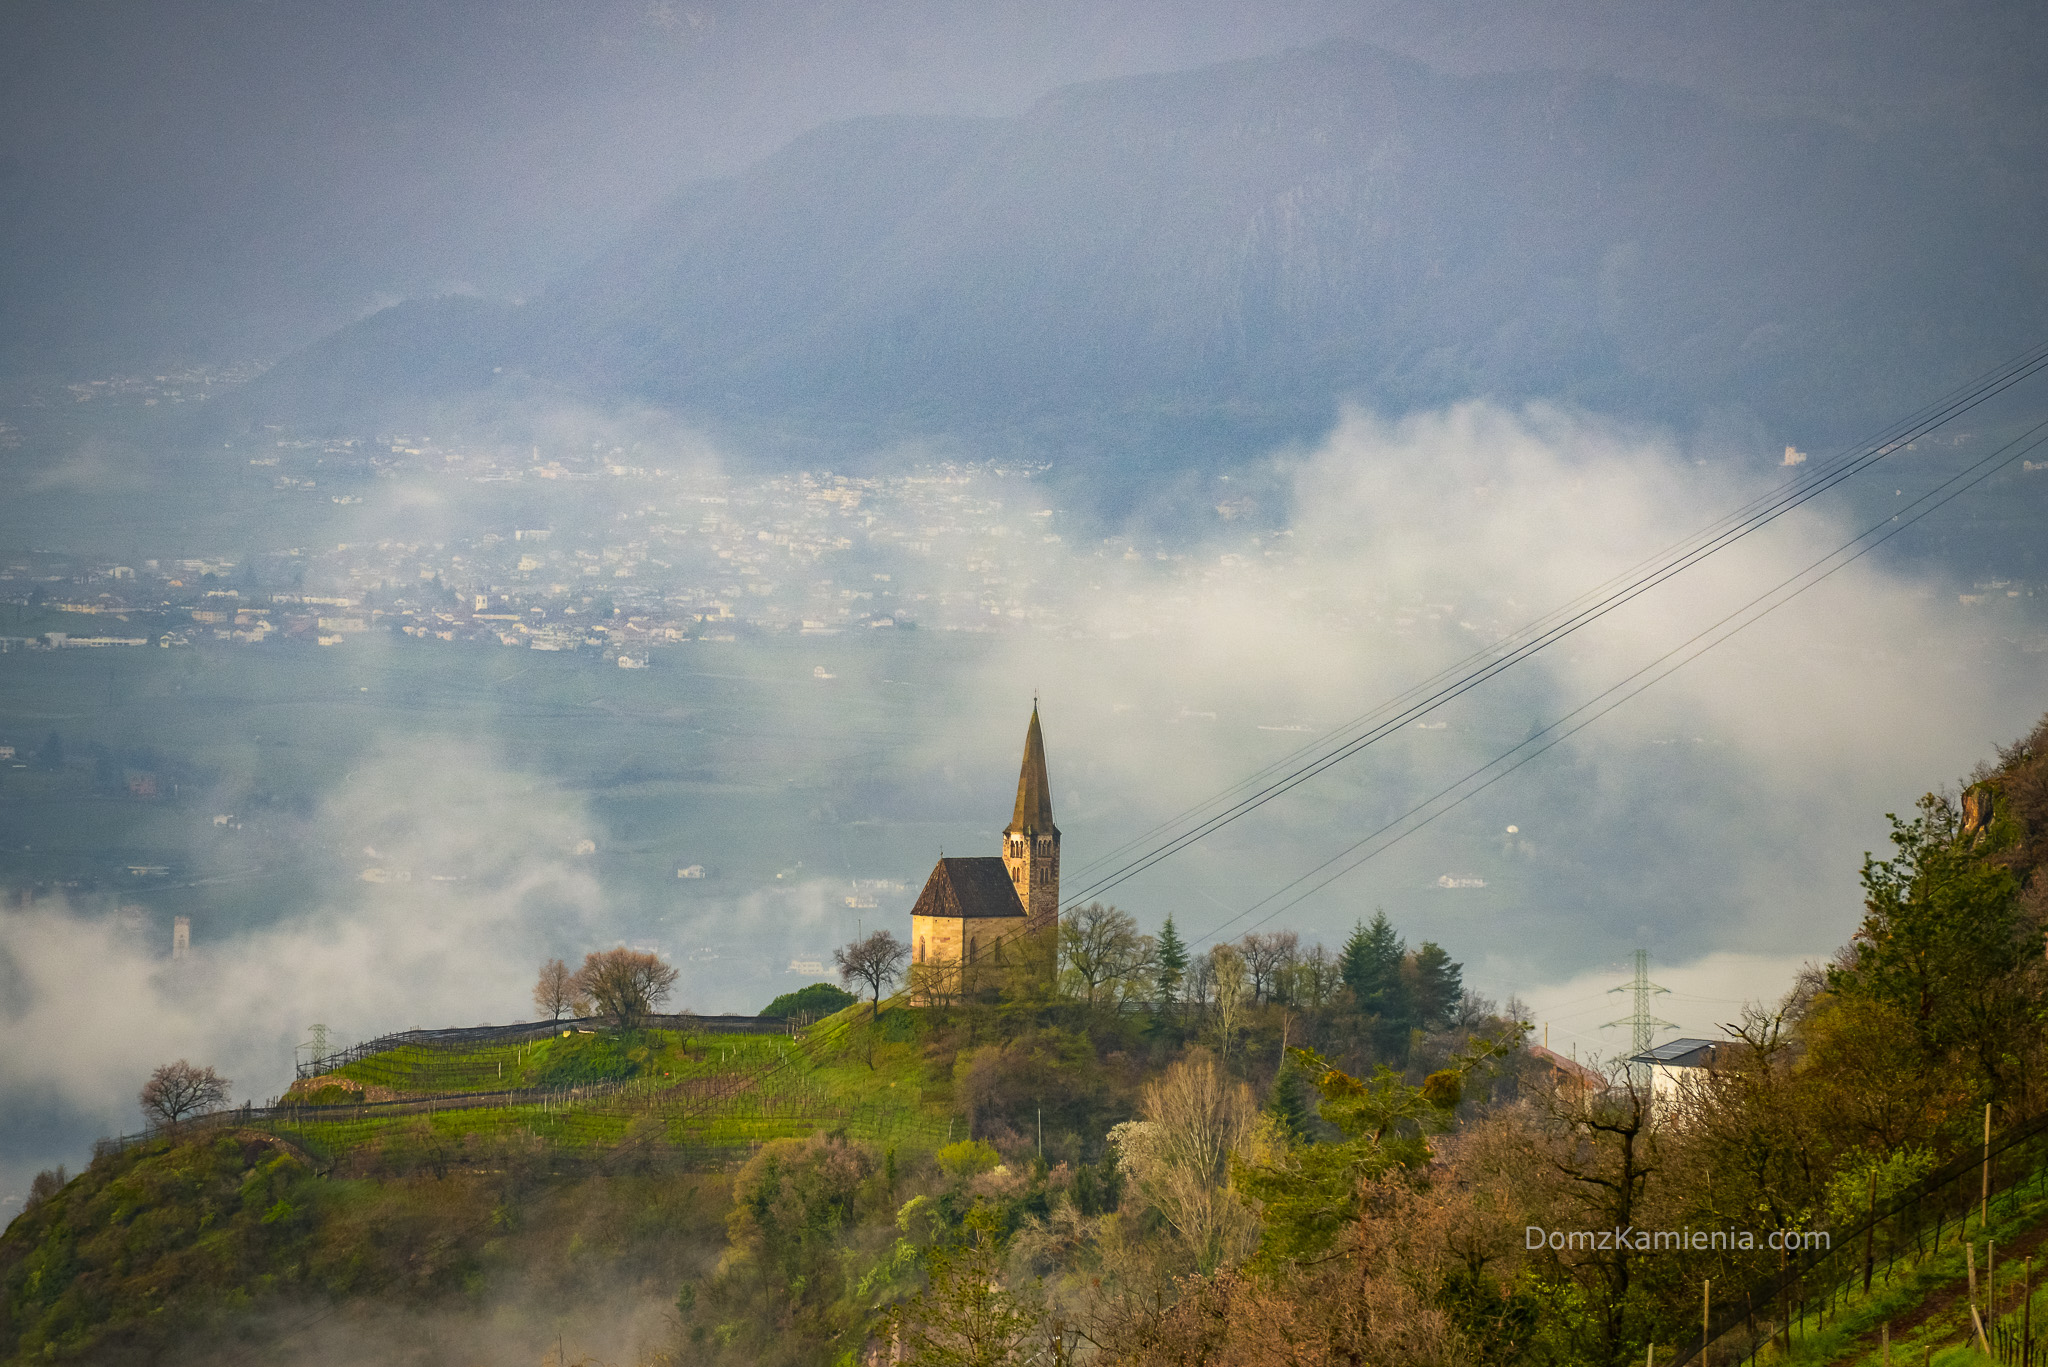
[
  {"left": 298, "top": 1023, "right": 330, "bottom": 1071},
  {"left": 1603, "top": 949, "right": 1677, "bottom": 1087}
]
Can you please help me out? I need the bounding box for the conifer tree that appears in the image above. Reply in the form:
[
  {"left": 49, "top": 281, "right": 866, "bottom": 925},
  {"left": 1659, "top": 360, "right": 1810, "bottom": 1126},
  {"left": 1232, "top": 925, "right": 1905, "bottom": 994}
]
[
  {"left": 1338, "top": 918, "right": 1372, "bottom": 997},
  {"left": 1410, "top": 941, "right": 1464, "bottom": 1030},
  {"left": 1340, "top": 913, "right": 1406, "bottom": 1014},
  {"left": 1340, "top": 910, "right": 1413, "bottom": 1058},
  {"left": 1154, "top": 915, "right": 1189, "bottom": 1009},
  {"left": 1267, "top": 1059, "right": 1315, "bottom": 1143}
]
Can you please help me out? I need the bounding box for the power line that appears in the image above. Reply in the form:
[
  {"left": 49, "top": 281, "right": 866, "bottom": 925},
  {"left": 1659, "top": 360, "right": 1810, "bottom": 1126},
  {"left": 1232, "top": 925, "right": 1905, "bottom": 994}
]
[
  {"left": 1060, "top": 340, "right": 2048, "bottom": 916},
  {"left": 1065, "top": 340, "right": 2048, "bottom": 891},
  {"left": 1179, "top": 409, "right": 2048, "bottom": 947}
]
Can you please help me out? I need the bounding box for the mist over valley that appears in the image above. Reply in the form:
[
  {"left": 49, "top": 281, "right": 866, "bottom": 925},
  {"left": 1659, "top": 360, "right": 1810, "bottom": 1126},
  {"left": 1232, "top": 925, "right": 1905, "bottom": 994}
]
[{"left": 3, "top": 6, "right": 2047, "bottom": 1365}]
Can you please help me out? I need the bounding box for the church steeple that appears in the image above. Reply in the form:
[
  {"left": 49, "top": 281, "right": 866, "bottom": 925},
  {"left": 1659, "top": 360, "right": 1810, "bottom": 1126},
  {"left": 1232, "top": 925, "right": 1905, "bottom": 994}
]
[
  {"left": 1007, "top": 705, "right": 1057, "bottom": 838},
  {"left": 1002, "top": 705, "right": 1060, "bottom": 927}
]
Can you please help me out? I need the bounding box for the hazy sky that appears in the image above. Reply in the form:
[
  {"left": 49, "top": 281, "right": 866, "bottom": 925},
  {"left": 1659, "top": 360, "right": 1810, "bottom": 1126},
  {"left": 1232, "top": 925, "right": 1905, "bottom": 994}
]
[{"left": 3, "top": 0, "right": 2040, "bottom": 373}]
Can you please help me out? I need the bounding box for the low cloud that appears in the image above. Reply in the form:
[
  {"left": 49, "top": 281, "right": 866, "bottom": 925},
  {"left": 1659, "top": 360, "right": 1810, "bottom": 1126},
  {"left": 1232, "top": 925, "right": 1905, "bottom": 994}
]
[
  {"left": 5, "top": 399, "right": 2036, "bottom": 1209},
  {"left": 0, "top": 741, "right": 604, "bottom": 1141},
  {"left": 942, "top": 401, "right": 2033, "bottom": 973},
  {"left": 28, "top": 439, "right": 150, "bottom": 493}
]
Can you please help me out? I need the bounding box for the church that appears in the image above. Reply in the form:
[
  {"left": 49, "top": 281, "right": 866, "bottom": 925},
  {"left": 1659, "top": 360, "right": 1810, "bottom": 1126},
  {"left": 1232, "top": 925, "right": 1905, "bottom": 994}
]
[{"left": 907, "top": 706, "right": 1061, "bottom": 1003}]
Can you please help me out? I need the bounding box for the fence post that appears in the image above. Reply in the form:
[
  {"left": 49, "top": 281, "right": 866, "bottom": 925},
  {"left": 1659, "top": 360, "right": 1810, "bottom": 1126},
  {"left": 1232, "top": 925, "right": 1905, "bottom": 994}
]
[
  {"left": 1986, "top": 1102, "right": 1995, "bottom": 1230},
  {"left": 1701, "top": 1279, "right": 1711, "bottom": 1367},
  {"left": 2022, "top": 1255, "right": 2033, "bottom": 1367},
  {"left": 1775, "top": 1245, "right": 1788, "bottom": 1352}
]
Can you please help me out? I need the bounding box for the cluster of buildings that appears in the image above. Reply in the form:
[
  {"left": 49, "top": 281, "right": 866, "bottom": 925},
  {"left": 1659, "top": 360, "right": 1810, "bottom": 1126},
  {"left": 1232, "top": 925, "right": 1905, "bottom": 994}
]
[
  {"left": 0, "top": 435, "right": 1315, "bottom": 658},
  {"left": 27, "top": 423, "right": 2028, "bottom": 662}
]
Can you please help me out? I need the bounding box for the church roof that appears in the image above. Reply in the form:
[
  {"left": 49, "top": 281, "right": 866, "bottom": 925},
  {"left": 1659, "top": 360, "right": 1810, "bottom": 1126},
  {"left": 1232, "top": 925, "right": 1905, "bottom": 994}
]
[
  {"left": 911, "top": 857, "right": 1026, "bottom": 920},
  {"left": 1006, "top": 706, "right": 1057, "bottom": 836}
]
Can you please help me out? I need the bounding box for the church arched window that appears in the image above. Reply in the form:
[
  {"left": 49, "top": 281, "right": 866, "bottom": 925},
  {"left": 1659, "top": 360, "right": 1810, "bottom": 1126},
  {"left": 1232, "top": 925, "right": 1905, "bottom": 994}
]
[{"left": 916, "top": 937, "right": 925, "bottom": 963}]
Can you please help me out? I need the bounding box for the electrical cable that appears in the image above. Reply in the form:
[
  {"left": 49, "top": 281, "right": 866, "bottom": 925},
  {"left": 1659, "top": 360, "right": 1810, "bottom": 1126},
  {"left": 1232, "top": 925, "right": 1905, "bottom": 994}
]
[
  {"left": 1066, "top": 339, "right": 2048, "bottom": 883},
  {"left": 236, "top": 355, "right": 2048, "bottom": 1363},
  {"left": 1059, "top": 339, "right": 2048, "bottom": 909},
  {"left": 1184, "top": 415, "right": 2048, "bottom": 947}
]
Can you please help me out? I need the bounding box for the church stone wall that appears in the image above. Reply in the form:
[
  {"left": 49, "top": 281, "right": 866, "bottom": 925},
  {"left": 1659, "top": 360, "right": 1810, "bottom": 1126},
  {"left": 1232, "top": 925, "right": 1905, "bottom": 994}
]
[{"left": 909, "top": 913, "right": 1053, "bottom": 1004}]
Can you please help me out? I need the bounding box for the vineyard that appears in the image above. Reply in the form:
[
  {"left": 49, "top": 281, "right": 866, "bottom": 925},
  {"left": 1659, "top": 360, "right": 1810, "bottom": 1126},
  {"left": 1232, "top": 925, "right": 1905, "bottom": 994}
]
[{"left": 113, "top": 1005, "right": 952, "bottom": 1174}]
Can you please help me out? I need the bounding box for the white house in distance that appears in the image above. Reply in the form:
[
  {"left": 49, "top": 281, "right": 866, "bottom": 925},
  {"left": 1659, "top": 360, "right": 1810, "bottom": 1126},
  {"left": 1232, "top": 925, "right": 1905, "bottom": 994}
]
[{"left": 1628, "top": 1037, "right": 1724, "bottom": 1104}]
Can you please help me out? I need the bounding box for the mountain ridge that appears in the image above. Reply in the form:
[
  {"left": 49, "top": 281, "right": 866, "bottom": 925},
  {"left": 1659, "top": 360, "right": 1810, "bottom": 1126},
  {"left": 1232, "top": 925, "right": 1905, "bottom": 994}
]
[{"left": 233, "top": 36, "right": 2048, "bottom": 457}]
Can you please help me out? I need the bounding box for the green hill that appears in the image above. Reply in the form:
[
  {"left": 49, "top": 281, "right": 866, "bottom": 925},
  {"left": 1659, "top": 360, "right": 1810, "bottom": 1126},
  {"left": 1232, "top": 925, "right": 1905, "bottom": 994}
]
[{"left": 6, "top": 712, "right": 2047, "bottom": 1367}]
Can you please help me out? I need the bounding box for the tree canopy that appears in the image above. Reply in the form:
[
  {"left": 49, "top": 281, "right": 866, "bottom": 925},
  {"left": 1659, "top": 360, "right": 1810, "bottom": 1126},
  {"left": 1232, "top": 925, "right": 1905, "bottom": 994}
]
[
  {"left": 760, "top": 982, "right": 858, "bottom": 1020},
  {"left": 573, "top": 947, "right": 679, "bottom": 1028}
]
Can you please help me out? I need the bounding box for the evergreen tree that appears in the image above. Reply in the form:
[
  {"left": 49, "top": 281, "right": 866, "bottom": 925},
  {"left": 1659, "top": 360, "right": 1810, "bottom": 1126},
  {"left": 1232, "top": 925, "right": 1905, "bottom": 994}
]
[
  {"left": 1340, "top": 911, "right": 1413, "bottom": 1059},
  {"left": 1338, "top": 918, "right": 1372, "bottom": 998},
  {"left": 1267, "top": 1059, "right": 1315, "bottom": 1143},
  {"left": 1154, "top": 915, "right": 1189, "bottom": 1008},
  {"left": 1410, "top": 941, "right": 1464, "bottom": 1031},
  {"left": 1340, "top": 912, "right": 1406, "bottom": 1016}
]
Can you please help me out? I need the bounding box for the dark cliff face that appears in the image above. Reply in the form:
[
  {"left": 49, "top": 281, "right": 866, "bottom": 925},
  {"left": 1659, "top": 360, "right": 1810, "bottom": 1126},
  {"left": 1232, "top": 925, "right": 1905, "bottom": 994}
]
[{"left": 240, "top": 38, "right": 2048, "bottom": 452}]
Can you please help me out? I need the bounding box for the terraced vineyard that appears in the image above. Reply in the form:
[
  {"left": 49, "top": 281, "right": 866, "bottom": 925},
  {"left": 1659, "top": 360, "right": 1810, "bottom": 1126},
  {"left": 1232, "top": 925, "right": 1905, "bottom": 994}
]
[{"left": 246, "top": 1006, "right": 952, "bottom": 1173}]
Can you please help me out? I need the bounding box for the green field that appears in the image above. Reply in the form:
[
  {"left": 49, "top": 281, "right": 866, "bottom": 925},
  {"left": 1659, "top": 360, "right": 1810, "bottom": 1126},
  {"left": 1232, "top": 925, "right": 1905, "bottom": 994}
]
[{"left": 267, "top": 1008, "right": 953, "bottom": 1170}]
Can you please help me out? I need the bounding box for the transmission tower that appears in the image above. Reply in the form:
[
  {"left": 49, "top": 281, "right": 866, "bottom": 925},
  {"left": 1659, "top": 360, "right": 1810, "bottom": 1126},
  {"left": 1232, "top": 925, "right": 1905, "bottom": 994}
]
[
  {"left": 304, "top": 1023, "right": 330, "bottom": 1068},
  {"left": 1602, "top": 949, "right": 1676, "bottom": 1085}
]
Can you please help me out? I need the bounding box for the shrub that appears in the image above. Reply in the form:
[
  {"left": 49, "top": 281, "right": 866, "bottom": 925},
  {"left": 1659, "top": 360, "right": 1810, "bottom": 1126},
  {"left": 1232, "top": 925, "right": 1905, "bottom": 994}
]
[{"left": 759, "top": 982, "right": 857, "bottom": 1020}]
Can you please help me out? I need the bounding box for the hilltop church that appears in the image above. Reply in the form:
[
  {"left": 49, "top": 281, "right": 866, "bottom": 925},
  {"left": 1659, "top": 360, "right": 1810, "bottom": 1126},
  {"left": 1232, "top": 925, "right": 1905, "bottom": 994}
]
[{"left": 907, "top": 707, "right": 1061, "bottom": 1003}]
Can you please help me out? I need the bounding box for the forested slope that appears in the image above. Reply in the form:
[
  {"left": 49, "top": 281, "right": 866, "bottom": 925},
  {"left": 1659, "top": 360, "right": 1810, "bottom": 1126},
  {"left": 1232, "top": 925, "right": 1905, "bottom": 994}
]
[{"left": 4, "top": 714, "right": 2046, "bottom": 1367}]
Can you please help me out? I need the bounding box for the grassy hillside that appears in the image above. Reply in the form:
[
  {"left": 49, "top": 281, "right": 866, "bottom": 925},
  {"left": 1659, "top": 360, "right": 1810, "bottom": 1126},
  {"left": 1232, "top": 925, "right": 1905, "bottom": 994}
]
[
  {"left": 1722, "top": 1161, "right": 2048, "bottom": 1367},
  {"left": 0, "top": 1004, "right": 955, "bottom": 1365},
  {"left": 0, "top": 1125, "right": 729, "bottom": 1366},
  {"left": 275, "top": 1008, "right": 951, "bottom": 1161},
  {"left": 8, "top": 714, "right": 2045, "bottom": 1367}
]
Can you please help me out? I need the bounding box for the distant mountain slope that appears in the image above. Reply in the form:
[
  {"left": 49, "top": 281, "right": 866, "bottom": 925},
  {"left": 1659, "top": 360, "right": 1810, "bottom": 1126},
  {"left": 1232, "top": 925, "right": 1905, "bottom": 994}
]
[{"left": 245, "top": 38, "right": 2048, "bottom": 451}]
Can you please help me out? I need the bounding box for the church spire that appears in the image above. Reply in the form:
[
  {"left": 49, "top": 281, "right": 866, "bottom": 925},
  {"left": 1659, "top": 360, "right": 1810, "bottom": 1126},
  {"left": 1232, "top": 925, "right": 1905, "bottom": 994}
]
[{"left": 1006, "top": 705, "right": 1057, "bottom": 837}]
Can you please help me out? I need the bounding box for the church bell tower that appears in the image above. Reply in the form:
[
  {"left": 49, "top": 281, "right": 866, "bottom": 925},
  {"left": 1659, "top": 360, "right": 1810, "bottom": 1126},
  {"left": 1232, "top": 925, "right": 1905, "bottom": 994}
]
[{"left": 1002, "top": 705, "right": 1060, "bottom": 930}]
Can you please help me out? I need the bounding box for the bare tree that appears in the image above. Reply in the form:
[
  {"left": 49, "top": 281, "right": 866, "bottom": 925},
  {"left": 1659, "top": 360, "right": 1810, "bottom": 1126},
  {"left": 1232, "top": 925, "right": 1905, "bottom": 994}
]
[
  {"left": 1060, "top": 902, "right": 1151, "bottom": 1007},
  {"left": 1117, "top": 934, "right": 1162, "bottom": 1008},
  {"left": 1291, "top": 942, "right": 1343, "bottom": 1012},
  {"left": 1542, "top": 1072, "right": 1661, "bottom": 1361},
  {"left": 140, "top": 1060, "right": 230, "bottom": 1129},
  {"left": 24, "top": 1166, "right": 68, "bottom": 1211},
  {"left": 1210, "top": 945, "right": 1250, "bottom": 1060},
  {"left": 835, "top": 929, "right": 910, "bottom": 1015},
  {"left": 1185, "top": 948, "right": 1217, "bottom": 1015},
  {"left": 1238, "top": 930, "right": 1299, "bottom": 1004},
  {"left": 1110, "top": 1050, "right": 1268, "bottom": 1272},
  {"left": 533, "top": 956, "right": 586, "bottom": 1020},
  {"left": 573, "top": 947, "right": 679, "bottom": 1029}
]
